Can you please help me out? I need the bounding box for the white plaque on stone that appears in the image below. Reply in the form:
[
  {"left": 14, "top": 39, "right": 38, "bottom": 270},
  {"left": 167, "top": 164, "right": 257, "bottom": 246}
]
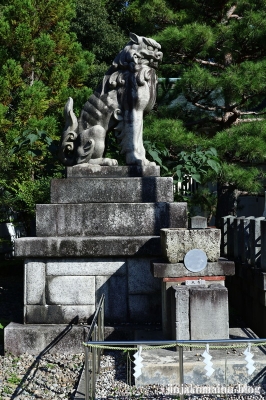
[{"left": 184, "top": 249, "right": 208, "bottom": 272}]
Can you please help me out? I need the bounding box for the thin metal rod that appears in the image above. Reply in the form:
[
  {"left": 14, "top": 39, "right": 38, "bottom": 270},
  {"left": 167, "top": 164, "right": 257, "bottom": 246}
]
[
  {"left": 87, "top": 294, "right": 105, "bottom": 341},
  {"left": 85, "top": 346, "right": 89, "bottom": 400},
  {"left": 85, "top": 337, "right": 266, "bottom": 346},
  {"left": 179, "top": 346, "right": 184, "bottom": 400},
  {"left": 97, "top": 310, "right": 101, "bottom": 372},
  {"left": 92, "top": 329, "right": 97, "bottom": 399}
]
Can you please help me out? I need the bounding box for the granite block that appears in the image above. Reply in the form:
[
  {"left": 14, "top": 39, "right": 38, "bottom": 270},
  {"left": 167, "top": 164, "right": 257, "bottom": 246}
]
[
  {"left": 46, "top": 258, "right": 126, "bottom": 276},
  {"left": 66, "top": 165, "right": 160, "bottom": 178},
  {"left": 36, "top": 203, "right": 187, "bottom": 237},
  {"left": 15, "top": 236, "right": 162, "bottom": 258},
  {"left": 25, "top": 305, "right": 95, "bottom": 324},
  {"left": 4, "top": 322, "right": 89, "bottom": 355},
  {"left": 190, "top": 285, "right": 229, "bottom": 340},
  {"left": 152, "top": 259, "right": 235, "bottom": 278},
  {"left": 128, "top": 258, "right": 160, "bottom": 294},
  {"left": 24, "top": 261, "right": 45, "bottom": 305},
  {"left": 170, "top": 285, "right": 190, "bottom": 340},
  {"left": 128, "top": 293, "right": 161, "bottom": 323},
  {"left": 96, "top": 275, "right": 128, "bottom": 321},
  {"left": 46, "top": 276, "right": 95, "bottom": 305},
  {"left": 51, "top": 177, "right": 173, "bottom": 203},
  {"left": 161, "top": 228, "right": 221, "bottom": 263}
]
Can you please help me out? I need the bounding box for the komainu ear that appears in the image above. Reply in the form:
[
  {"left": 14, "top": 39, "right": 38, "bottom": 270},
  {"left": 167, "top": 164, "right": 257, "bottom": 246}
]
[{"left": 129, "top": 32, "right": 140, "bottom": 44}]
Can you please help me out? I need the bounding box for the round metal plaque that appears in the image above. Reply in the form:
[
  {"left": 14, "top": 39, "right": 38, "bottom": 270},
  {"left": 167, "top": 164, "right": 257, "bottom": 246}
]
[{"left": 184, "top": 249, "right": 207, "bottom": 272}]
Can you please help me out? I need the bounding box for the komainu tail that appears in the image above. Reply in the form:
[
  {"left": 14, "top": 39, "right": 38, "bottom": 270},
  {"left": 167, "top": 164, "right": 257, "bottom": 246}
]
[{"left": 58, "top": 97, "right": 78, "bottom": 166}]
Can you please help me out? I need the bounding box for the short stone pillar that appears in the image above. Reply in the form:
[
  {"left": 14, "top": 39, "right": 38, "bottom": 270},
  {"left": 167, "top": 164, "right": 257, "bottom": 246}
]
[
  {"left": 170, "top": 285, "right": 189, "bottom": 340},
  {"left": 190, "top": 215, "right": 207, "bottom": 229},
  {"left": 190, "top": 284, "right": 229, "bottom": 339}
]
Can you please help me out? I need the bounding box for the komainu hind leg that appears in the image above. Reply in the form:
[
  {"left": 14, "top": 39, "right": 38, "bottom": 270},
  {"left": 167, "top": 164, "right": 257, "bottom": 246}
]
[{"left": 77, "top": 125, "right": 118, "bottom": 166}]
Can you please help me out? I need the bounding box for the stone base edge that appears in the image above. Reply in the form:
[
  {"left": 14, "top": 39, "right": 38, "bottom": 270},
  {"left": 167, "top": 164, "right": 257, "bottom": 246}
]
[
  {"left": 15, "top": 236, "right": 161, "bottom": 258},
  {"left": 152, "top": 258, "right": 235, "bottom": 278},
  {"left": 4, "top": 323, "right": 134, "bottom": 356}
]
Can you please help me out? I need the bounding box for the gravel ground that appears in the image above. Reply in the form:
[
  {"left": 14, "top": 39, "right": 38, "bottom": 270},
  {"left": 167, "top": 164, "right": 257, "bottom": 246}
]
[
  {"left": 0, "top": 352, "right": 84, "bottom": 399},
  {"left": 1, "top": 261, "right": 266, "bottom": 400},
  {"left": 95, "top": 351, "right": 266, "bottom": 400},
  {"left": 0, "top": 261, "right": 84, "bottom": 399}
]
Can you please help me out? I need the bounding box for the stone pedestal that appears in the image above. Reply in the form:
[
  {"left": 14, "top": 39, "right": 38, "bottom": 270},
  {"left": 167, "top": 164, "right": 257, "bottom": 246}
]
[
  {"left": 7, "top": 165, "right": 187, "bottom": 353},
  {"left": 170, "top": 284, "right": 229, "bottom": 340},
  {"left": 153, "top": 221, "right": 234, "bottom": 340}
]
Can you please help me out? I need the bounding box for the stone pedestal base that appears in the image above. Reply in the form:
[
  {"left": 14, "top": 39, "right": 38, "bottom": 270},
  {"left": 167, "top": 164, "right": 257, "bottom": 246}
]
[
  {"left": 4, "top": 322, "right": 133, "bottom": 356},
  {"left": 24, "top": 257, "right": 161, "bottom": 324},
  {"left": 170, "top": 284, "right": 229, "bottom": 340}
]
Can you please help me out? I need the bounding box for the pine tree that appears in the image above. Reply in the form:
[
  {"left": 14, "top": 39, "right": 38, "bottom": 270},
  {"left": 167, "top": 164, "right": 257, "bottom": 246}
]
[
  {"left": 123, "top": 0, "right": 266, "bottom": 224},
  {"left": 0, "top": 0, "right": 96, "bottom": 231},
  {"left": 71, "top": 0, "right": 127, "bottom": 87}
]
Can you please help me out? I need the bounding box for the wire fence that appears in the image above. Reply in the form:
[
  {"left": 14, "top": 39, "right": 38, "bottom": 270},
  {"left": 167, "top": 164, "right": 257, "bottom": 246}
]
[{"left": 83, "top": 337, "right": 266, "bottom": 400}]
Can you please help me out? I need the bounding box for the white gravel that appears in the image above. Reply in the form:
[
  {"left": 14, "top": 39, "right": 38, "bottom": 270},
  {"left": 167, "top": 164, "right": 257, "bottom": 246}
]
[
  {"left": 95, "top": 351, "right": 266, "bottom": 400},
  {"left": 0, "top": 352, "right": 84, "bottom": 399},
  {"left": 1, "top": 350, "right": 266, "bottom": 400}
]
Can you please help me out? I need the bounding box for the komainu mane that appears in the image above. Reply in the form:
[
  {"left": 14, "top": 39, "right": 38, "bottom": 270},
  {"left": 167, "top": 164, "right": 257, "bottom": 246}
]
[{"left": 59, "top": 33, "right": 163, "bottom": 167}]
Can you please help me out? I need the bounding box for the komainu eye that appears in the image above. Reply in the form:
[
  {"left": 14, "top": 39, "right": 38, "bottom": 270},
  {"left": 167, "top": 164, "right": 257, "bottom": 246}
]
[{"left": 147, "top": 46, "right": 154, "bottom": 51}]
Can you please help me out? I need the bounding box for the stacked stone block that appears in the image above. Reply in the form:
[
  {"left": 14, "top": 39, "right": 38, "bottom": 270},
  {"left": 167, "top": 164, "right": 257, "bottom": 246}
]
[
  {"left": 15, "top": 165, "right": 187, "bottom": 325},
  {"left": 152, "top": 221, "right": 234, "bottom": 340}
]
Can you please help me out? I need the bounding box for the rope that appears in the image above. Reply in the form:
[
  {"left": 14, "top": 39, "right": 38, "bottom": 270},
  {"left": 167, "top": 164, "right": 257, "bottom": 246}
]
[{"left": 83, "top": 342, "right": 266, "bottom": 351}]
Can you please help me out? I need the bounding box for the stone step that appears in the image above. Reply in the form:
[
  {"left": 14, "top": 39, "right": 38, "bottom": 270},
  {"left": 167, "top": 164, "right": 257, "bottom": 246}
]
[
  {"left": 152, "top": 259, "right": 235, "bottom": 278},
  {"left": 14, "top": 236, "right": 162, "bottom": 258},
  {"left": 50, "top": 177, "right": 173, "bottom": 204},
  {"left": 66, "top": 165, "right": 160, "bottom": 178},
  {"left": 36, "top": 202, "right": 187, "bottom": 237}
]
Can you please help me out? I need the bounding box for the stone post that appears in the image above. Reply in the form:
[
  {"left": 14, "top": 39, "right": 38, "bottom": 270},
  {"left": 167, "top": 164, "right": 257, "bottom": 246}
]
[
  {"left": 239, "top": 216, "right": 254, "bottom": 264},
  {"left": 190, "top": 216, "right": 207, "bottom": 229},
  {"left": 250, "top": 217, "right": 265, "bottom": 267},
  {"left": 190, "top": 284, "right": 229, "bottom": 340},
  {"left": 221, "top": 215, "right": 235, "bottom": 258},
  {"left": 170, "top": 285, "right": 190, "bottom": 340},
  {"left": 260, "top": 220, "right": 266, "bottom": 271},
  {"left": 233, "top": 216, "right": 245, "bottom": 261}
]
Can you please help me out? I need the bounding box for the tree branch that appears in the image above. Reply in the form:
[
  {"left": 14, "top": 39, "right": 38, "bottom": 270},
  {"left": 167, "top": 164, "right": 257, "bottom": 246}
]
[
  {"left": 222, "top": 5, "right": 242, "bottom": 23},
  {"left": 233, "top": 118, "right": 265, "bottom": 124},
  {"left": 239, "top": 111, "right": 266, "bottom": 116},
  {"left": 193, "top": 57, "right": 225, "bottom": 69}
]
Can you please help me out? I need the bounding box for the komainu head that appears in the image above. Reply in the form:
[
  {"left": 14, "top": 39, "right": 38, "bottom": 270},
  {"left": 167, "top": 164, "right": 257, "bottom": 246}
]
[{"left": 112, "top": 32, "right": 163, "bottom": 72}]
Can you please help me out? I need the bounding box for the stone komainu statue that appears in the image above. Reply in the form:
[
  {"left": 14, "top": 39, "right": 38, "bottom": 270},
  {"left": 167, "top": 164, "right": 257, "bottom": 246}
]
[{"left": 59, "top": 33, "right": 163, "bottom": 166}]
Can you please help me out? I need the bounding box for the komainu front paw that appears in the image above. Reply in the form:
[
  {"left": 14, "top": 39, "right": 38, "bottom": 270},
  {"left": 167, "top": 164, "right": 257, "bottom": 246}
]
[{"left": 102, "top": 158, "right": 118, "bottom": 166}]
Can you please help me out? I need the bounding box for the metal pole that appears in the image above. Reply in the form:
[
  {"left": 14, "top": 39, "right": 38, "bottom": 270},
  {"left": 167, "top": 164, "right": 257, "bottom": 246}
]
[
  {"left": 85, "top": 346, "right": 89, "bottom": 400},
  {"left": 92, "top": 329, "right": 97, "bottom": 398},
  {"left": 97, "top": 310, "right": 101, "bottom": 372},
  {"left": 179, "top": 346, "right": 184, "bottom": 400}
]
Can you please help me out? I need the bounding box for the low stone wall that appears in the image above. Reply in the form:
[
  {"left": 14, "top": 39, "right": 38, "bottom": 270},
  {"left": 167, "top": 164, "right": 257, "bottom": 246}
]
[{"left": 24, "top": 257, "right": 161, "bottom": 324}]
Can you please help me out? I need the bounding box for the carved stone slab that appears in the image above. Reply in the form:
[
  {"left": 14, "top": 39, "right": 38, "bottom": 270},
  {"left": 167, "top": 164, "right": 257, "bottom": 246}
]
[
  {"left": 51, "top": 177, "right": 173, "bottom": 203},
  {"left": 161, "top": 228, "right": 221, "bottom": 263},
  {"left": 66, "top": 165, "right": 161, "bottom": 178}
]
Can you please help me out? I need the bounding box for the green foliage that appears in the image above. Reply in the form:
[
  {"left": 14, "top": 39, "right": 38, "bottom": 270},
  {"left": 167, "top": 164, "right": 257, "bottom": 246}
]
[
  {"left": 173, "top": 147, "right": 221, "bottom": 184},
  {"left": 144, "top": 140, "right": 170, "bottom": 171},
  {"left": 7, "top": 373, "right": 21, "bottom": 385},
  {"left": 71, "top": 0, "right": 127, "bottom": 86},
  {"left": 189, "top": 188, "right": 217, "bottom": 224},
  {"left": 0, "top": 0, "right": 97, "bottom": 229},
  {"left": 124, "top": 0, "right": 266, "bottom": 218}
]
